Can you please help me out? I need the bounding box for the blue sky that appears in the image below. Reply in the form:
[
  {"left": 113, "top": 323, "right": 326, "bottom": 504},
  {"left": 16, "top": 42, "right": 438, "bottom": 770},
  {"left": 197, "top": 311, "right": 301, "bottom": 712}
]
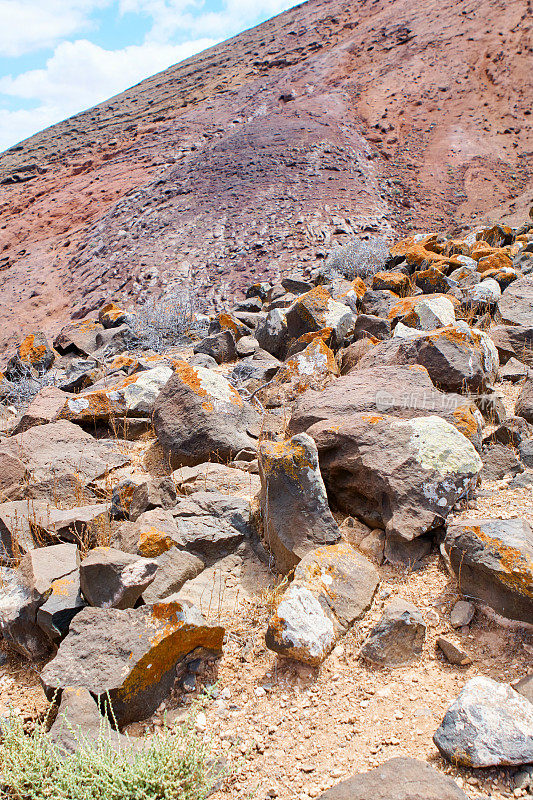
[{"left": 0, "top": 0, "right": 296, "bottom": 152}]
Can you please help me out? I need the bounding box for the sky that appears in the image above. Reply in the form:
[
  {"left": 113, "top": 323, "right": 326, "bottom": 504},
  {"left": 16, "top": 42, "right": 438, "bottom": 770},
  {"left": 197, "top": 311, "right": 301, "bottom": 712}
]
[{"left": 0, "top": 0, "right": 296, "bottom": 152}]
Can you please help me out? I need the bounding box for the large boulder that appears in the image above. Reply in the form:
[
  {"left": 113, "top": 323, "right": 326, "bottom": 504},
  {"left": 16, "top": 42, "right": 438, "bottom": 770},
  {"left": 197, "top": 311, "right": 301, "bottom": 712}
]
[
  {"left": 153, "top": 361, "right": 259, "bottom": 466},
  {"left": 308, "top": 413, "right": 482, "bottom": 540},
  {"left": 258, "top": 434, "right": 340, "bottom": 574},
  {"left": 5, "top": 332, "right": 55, "bottom": 380},
  {"left": 290, "top": 365, "right": 482, "bottom": 449},
  {"left": 317, "top": 758, "right": 468, "bottom": 800},
  {"left": 53, "top": 320, "right": 104, "bottom": 357},
  {"left": 0, "top": 421, "right": 128, "bottom": 500},
  {"left": 354, "top": 323, "right": 499, "bottom": 393},
  {"left": 172, "top": 491, "right": 252, "bottom": 558},
  {"left": 255, "top": 308, "right": 289, "bottom": 358},
  {"left": 443, "top": 518, "right": 533, "bottom": 623},
  {"left": 257, "top": 338, "right": 338, "bottom": 407},
  {"left": 40, "top": 600, "right": 225, "bottom": 726},
  {"left": 434, "top": 676, "right": 533, "bottom": 767},
  {"left": 266, "top": 542, "right": 379, "bottom": 665},
  {"left": 498, "top": 276, "right": 533, "bottom": 326}
]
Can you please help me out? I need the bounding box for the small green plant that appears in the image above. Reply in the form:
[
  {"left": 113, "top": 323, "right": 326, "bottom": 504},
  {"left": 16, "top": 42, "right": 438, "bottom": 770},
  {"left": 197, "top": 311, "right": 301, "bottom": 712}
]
[{"left": 0, "top": 702, "right": 225, "bottom": 800}]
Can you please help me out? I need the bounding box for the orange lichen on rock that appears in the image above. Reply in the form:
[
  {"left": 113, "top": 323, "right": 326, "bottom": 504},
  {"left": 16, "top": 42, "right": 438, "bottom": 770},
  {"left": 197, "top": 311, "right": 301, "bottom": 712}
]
[
  {"left": 138, "top": 527, "right": 175, "bottom": 557},
  {"left": 476, "top": 251, "right": 513, "bottom": 272},
  {"left": 467, "top": 525, "right": 533, "bottom": 597}
]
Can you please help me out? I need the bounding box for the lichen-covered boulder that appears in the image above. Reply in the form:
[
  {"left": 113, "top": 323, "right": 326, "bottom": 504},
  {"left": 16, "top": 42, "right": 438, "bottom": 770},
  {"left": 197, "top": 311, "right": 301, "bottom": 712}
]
[
  {"left": 434, "top": 676, "right": 533, "bottom": 767},
  {"left": 307, "top": 413, "right": 482, "bottom": 540},
  {"left": 98, "top": 301, "right": 128, "bottom": 328},
  {"left": 401, "top": 295, "right": 456, "bottom": 330},
  {"left": 153, "top": 360, "right": 259, "bottom": 466},
  {"left": 5, "top": 332, "right": 55, "bottom": 379},
  {"left": 290, "top": 365, "right": 482, "bottom": 449},
  {"left": 355, "top": 323, "right": 499, "bottom": 393},
  {"left": 257, "top": 338, "right": 338, "bottom": 407},
  {"left": 266, "top": 541, "right": 379, "bottom": 665},
  {"left": 40, "top": 600, "right": 224, "bottom": 726},
  {"left": 60, "top": 365, "right": 174, "bottom": 422},
  {"left": 443, "top": 518, "right": 533, "bottom": 623},
  {"left": 285, "top": 286, "right": 354, "bottom": 349},
  {"left": 258, "top": 433, "right": 340, "bottom": 573}
]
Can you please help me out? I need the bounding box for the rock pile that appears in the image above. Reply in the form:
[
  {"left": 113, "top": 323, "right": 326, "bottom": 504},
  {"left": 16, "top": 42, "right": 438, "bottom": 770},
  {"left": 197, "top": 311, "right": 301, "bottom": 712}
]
[{"left": 1, "top": 213, "right": 533, "bottom": 794}]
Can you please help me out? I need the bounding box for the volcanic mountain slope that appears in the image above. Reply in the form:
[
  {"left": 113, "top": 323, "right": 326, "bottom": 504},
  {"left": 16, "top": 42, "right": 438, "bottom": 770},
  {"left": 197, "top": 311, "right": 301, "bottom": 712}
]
[{"left": 0, "top": 0, "right": 532, "bottom": 348}]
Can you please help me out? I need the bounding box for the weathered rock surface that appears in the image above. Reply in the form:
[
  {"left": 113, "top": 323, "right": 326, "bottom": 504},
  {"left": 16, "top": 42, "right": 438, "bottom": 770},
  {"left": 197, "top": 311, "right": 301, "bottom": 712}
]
[
  {"left": 80, "top": 547, "right": 158, "bottom": 609},
  {"left": 317, "top": 758, "right": 468, "bottom": 800},
  {"left": 360, "top": 600, "right": 426, "bottom": 665},
  {"left": 172, "top": 462, "right": 260, "bottom": 499},
  {"left": 498, "top": 277, "right": 533, "bottom": 326},
  {"left": 0, "top": 421, "right": 128, "bottom": 500},
  {"left": 40, "top": 601, "right": 224, "bottom": 725},
  {"left": 290, "top": 365, "right": 482, "bottom": 448},
  {"left": 444, "top": 518, "right": 533, "bottom": 623},
  {"left": 434, "top": 676, "right": 533, "bottom": 767},
  {"left": 258, "top": 433, "right": 340, "bottom": 573},
  {"left": 308, "top": 413, "right": 482, "bottom": 540},
  {"left": 516, "top": 378, "right": 533, "bottom": 423},
  {"left": 153, "top": 361, "right": 259, "bottom": 465}
]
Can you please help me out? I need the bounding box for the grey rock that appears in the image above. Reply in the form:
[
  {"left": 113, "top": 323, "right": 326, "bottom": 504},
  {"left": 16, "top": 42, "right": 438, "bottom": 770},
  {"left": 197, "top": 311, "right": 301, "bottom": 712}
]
[
  {"left": 517, "top": 378, "right": 533, "bottom": 424},
  {"left": 317, "top": 757, "right": 468, "bottom": 800},
  {"left": 142, "top": 549, "right": 204, "bottom": 603},
  {"left": 500, "top": 356, "right": 531, "bottom": 382},
  {"left": 193, "top": 330, "right": 237, "bottom": 364},
  {"left": 436, "top": 636, "right": 472, "bottom": 665},
  {"left": 444, "top": 518, "right": 533, "bottom": 623},
  {"left": 129, "top": 477, "right": 177, "bottom": 522},
  {"left": 80, "top": 547, "right": 158, "bottom": 609},
  {"left": 172, "top": 462, "right": 260, "bottom": 499},
  {"left": 498, "top": 276, "right": 533, "bottom": 326},
  {"left": 434, "top": 676, "right": 533, "bottom": 767},
  {"left": 514, "top": 675, "right": 533, "bottom": 704},
  {"left": 258, "top": 434, "right": 340, "bottom": 574},
  {"left": 384, "top": 532, "right": 432, "bottom": 566},
  {"left": 41, "top": 601, "right": 225, "bottom": 726},
  {"left": 450, "top": 600, "right": 475, "bottom": 628},
  {"left": 481, "top": 443, "right": 523, "bottom": 481},
  {"left": 360, "top": 600, "right": 426, "bottom": 665}
]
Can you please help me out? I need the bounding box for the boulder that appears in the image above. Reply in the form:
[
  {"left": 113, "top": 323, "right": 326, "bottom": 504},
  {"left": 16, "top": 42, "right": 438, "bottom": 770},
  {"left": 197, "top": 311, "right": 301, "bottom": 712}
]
[
  {"left": 128, "top": 477, "right": 177, "bottom": 522},
  {"left": 400, "top": 295, "right": 456, "bottom": 331},
  {"left": 317, "top": 758, "right": 468, "bottom": 800},
  {"left": 255, "top": 308, "right": 289, "bottom": 357},
  {"left": 5, "top": 332, "right": 55, "bottom": 379},
  {"left": 258, "top": 434, "right": 340, "bottom": 574},
  {"left": 361, "top": 289, "right": 399, "bottom": 318},
  {"left": 256, "top": 338, "right": 338, "bottom": 407},
  {"left": 0, "top": 543, "right": 82, "bottom": 658},
  {"left": 12, "top": 386, "right": 69, "bottom": 433},
  {"left": 450, "top": 600, "right": 475, "bottom": 628},
  {"left": 359, "top": 600, "right": 426, "bottom": 665},
  {"left": 54, "top": 320, "right": 103, "bottom": 357},
  {"left": 485, "top": 416, "right": 533, "bottom": 447},
  {"left": 265, "top": 585, "right": 336, "bottom": 666},
  {"left": 372, "top": 271, "right": 411, "bottom": 295},
  {"left": 285, "top": 286, "right": 354, "bottom": 350},
  {"left": 193, "top": 330, "right": 238, "bottom": 364},
  {"left": 153, "top": 361, "right": 259, "bottom": 466},
  {"left": 290, "top": 365, "right": 482, "bottom": 449},
  {"left": 98, "top": 301, "right": 128, "bottom": 328},
  {"left": 490, "top": 325, "right": 533, "bottom": 367},
  {"left": 59, "top": 365, "right": 174, "bottom": 422},
  {"left": 0, "top": 452, "right": 28, "bottom": 502},
  {"left": 338, "top": 339, "right": 377, "bottom": 374},
  {"left": 308, "top": 413, "right": 482, "bottom": 540},
  {"left": 0, "top": 421, "right": 128, "bottom": 500},
  {"left": 516, "top": 378, "right": 533, "bottom": 423},
  {"left": 500, "top": 356, "right": 531, "bottom": 382},
  {"left": 142, "top": 549, "right": 205, "bottom": 604},
  {"left": 113, "top": 508, "right": 184, "bottom": 557},
  {"left": 354, "top": 324, "right": 498, "bottom": 393},
  {"left": 498, "top": 276, "right": 533, "bottom": 326},
  {"left": 172, "top": 491, "right": 252, "bottom": 558},
  {"left": 443, "top": 518, "right": 533, "bottom": 623},
  {"left": 80, "top": 547, "right": 158, "bottom": 609},
  {"left": 40, "top": 601, "right": 225, "bottom": 726},
  {"left": 434, "top": 676, "right": 533, "bottom": 767},
  {"left": 481, "top": 443, "right": 523, "bottom": 481},
  {"left": 352, "top": 313, "right": 391, "bottom": 341},
  {"left": 515, "top": 675, "right": 533, "bottom": 704}
]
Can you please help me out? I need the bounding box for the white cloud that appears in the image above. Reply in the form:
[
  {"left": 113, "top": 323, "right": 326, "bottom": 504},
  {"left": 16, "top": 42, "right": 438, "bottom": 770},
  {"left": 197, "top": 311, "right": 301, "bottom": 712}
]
[
  {"left": 0, "top": 36, "right": 216, "bottom": 150},
  {"left": 0, "top": 0, "right": 109, "bottom": 57}
]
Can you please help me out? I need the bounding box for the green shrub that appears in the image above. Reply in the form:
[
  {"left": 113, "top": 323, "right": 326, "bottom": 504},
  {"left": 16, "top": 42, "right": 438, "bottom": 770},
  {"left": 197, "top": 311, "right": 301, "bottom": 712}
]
[{"left": 0, "top": 704, "right": 224, "bottom": 800}]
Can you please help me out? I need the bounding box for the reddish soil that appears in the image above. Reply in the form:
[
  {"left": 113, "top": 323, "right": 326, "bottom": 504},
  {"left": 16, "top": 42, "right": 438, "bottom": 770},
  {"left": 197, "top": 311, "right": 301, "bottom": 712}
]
[{"left": 0, "top": 0, "right": 532, "bottom": 351}]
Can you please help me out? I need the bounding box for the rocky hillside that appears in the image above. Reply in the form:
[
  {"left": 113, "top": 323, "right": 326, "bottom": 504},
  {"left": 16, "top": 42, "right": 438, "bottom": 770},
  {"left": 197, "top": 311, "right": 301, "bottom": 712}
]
[
  {"left": 0, "top": 0, "right": 532, "bottom": 350},
  {"left": 0, "top": 213, "right": 532, "bottom": 799}
]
